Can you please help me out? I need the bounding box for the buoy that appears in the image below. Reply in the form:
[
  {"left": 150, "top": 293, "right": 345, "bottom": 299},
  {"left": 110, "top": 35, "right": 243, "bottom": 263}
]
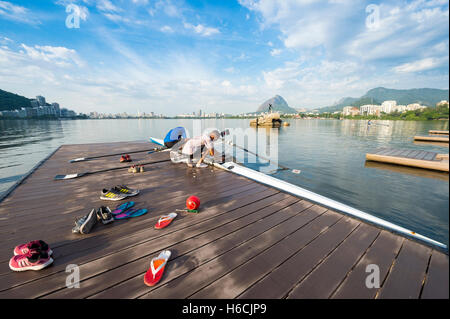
[{"left": 186, "top": 195, "right": 200, "bottom": 210}]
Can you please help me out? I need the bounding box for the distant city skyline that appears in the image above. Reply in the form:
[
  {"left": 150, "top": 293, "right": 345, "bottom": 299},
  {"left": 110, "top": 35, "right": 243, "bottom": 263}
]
[{"left": 0, "top": 0, "right": 448, "bottom": 116}]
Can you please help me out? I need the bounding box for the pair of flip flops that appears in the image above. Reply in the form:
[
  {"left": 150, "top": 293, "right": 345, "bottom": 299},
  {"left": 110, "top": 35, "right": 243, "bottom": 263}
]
[
  {"left": 144, "top": 250, "right": 171, "bottom": 286},
  {"left": 111, "top": 202, "right": 147, "bottom": 220}
]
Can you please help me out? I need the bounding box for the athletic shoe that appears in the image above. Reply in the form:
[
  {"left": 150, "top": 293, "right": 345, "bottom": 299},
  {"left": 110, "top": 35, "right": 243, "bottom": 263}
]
[
  {"left": 100, "top": 188, "right": 127, "bottom": 201},
  {"left": 72, "top": 208, "right": 97, "bottom": 234},
  {"left": 80, "top": 208, "right": 97, "bottom": 234},
  {"left": 14, "top": 240, "right": 53, "bottom": 256},
  {"left": 196, "top": 162, "right": 208, "bottom": 168},
  {"left": 9, "top": 251, "right": 53, "bottom": 272},
  {"left": 113, "top": 185, "right": 140, "bottom": 197},
  {"left": 96, "top": 206, "right": 114, "bottom": 225}
]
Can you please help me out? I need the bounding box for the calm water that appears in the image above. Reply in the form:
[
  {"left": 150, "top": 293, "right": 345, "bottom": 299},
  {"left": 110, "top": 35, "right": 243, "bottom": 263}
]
[{"left": 0, "top": 118, "right": 449, "bottom": 245}]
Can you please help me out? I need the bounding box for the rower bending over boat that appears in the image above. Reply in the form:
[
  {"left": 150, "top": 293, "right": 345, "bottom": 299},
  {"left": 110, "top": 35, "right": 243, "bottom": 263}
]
[{"left": 170, "top": 130, "right": 221, "bottom": 168}]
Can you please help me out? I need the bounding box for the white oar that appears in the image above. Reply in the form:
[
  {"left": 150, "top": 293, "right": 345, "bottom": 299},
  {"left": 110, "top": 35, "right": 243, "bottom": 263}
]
[
  {"left": 217, "top": 161, "right": 447, "bottom": 250},
  {"left": 225, "top": 140, "right": 301, "bottom": 174}
]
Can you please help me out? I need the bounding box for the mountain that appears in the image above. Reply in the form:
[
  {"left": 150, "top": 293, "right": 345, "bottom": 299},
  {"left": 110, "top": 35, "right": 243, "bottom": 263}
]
[
  {"left": 0, "top": 89, "right": 32, "bottom": 111},
  {"left": 318, "top": 87, "right": 449, "bottom": 113},
  {"left": 362, "top": 87, "right": 448, "bottom": 106},
  {"left": 256, "top": 95, "right": 297, "bottom": 114},
  {"left": 317, "top": 97, "right": 359, "bottom": 113}
]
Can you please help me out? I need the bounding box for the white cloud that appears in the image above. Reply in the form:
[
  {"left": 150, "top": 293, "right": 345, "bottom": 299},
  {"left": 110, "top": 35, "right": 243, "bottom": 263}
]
[
  {"left": 20, "top": 44, "right": 85, "bottom": 67},
  {"left": 393, "top": 57, "right": 444, "bottom": 73},
  {"left": 153, "top": 0, "right": 182, "bottom": 18},
  {"left": 183, "top": 22, "right": 220, "bottom": 37},
  {"left": 160, "top": 25, "right": 174, "bottom": 33},
  {"left": 221, "top": 80, "right": 231, "bottom": 87},
  {"left": 224, "top": 67, "right": 237, "bottom": 73},
  {"left": 0, "top": 1, "right": 39, "bottom": 25},
  {"left": 103, "top": 13, "right": 129, "bottom": 23},
  {"left": 96, "top": 0, "right": 121, "bottom": 12},
  {"left": 270, "top": 48, "right": 282, "bottom": 56},
  {"left": 131, "top": 0, "right": 149, "bottom": 5}
]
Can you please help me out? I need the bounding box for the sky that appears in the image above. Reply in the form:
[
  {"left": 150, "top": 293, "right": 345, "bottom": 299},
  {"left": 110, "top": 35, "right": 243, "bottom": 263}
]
[{"left": 0, "top": 0, "right": 449, "bottom": 115}]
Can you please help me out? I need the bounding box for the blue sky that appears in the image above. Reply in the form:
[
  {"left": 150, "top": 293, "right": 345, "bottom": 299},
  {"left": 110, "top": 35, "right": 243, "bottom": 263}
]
[{"left": 0, "top": 0, "right": 448, "bottom": 115}]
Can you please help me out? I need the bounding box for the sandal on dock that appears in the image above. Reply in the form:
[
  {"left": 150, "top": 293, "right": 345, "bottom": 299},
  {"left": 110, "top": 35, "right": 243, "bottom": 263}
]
[
  {"left": 113, "top": 208, "right": 147, "bottom": 220},
  {"left": 154, "top": 213, "right": 177, "bottom": 229},
  {"left": 144, "top": 250, "right": 171, "bottom": 286},
  {"left": 111, "top": 201, "right": 135, "bottom": 215}
]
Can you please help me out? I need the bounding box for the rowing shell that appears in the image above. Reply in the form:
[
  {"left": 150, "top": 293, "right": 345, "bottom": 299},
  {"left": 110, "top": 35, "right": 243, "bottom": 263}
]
[{"left": 213, "top": 161, "right": 447, "bottom": 250}]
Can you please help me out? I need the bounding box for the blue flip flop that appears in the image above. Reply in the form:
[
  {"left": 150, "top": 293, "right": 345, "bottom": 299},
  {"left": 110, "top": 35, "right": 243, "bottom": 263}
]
[
  {"left": 111, "top": 201, "right": 135, "bottom": 215},
  {"left": 114, "top": 208, "right": 148, "bottom": 220}
]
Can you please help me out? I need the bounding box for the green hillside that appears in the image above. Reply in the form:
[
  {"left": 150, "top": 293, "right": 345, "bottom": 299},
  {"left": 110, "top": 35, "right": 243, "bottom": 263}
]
[
  {"left": 0, "top": 89, "right": 31, "bottom": 111},
  {"left": 319, "top": 87, "right": 449, "bottom": 113}
]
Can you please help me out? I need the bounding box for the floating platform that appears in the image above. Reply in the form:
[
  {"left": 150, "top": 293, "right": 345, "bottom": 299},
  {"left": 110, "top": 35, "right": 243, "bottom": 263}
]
[
  {"left": 429, "top": 130, "right": 449, "bottom": 135},
  {"left": 0, "top": 141, "right": 448, "bottom": 299},
  {"left": 414, "top": 135, "right": 449, "bottom": 143},
  {"left": 366, "top": 148, "right": 449, "bottom": 172}
]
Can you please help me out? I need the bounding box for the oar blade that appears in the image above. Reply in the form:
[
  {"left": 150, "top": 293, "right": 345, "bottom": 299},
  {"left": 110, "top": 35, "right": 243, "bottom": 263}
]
[
  {"left": 69, "top": 157, "right": 87, "bottom": 163},
  {"left": 54, "top": 173, "right": 84, "bottom": 180}
]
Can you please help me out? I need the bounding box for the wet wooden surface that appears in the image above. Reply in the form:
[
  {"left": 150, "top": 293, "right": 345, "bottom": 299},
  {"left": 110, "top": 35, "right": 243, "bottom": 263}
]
[{"left": 0, "top": 141, "right": 448, "bottom": 299}]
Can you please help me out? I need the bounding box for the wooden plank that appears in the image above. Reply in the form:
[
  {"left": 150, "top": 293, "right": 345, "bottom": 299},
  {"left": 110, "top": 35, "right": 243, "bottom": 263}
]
[
  {"left": 237, "top": 217, "right": 359, "bottom": 299},
  {"left": 422, "top": 152, "right": 437, "bottom": 161},
  {"left": 413, "top": 150, "right": 428, "bottom": 160},
  {"left": 405, "top": 150, "right": 421, "bottom": 159},
  {"left": 377, "top": 239, "right": 431, "bottom": 299},
  {"left": 331, "top": 231, "right": 404, "bottom": 299},
  {"left": 286, "top": 223, "right": 379, "bottom": 299},
  {"left": 429, "top": 130, "right": 449, "bottom": 135},
  {"left": 388, "top": 149, "right": 407, "bottom": 157},
  {"left": 138, "top": 204, "right": 328, "bottom": 299},
  {"left": 374, "top": 148, "right": 390, "bottom": 155},
  {"left": 414, "top": 136, "right": 449, "bottom": 143},
  {"left": 421, "top": 252, "right": 449, "bottom": 299},
  {"left": 380, "top": 149, "right": 400, "bottom": 156},
  {"left": 191, "top": 210, "right": 343, "bottom": 299},
  {"left": 365, "top": 153, "right": 449, "bottom": 172},
  {"left": 397, "top": 149, "right": 414, "bottom": 157},
  {"left": 400, "top": 149, "right": 416, "bottom": 158}
]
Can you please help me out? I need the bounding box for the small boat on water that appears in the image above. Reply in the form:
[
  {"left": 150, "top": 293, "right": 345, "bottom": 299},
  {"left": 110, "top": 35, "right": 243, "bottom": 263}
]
[{"left": 250, "top": 111, "right": 288, "bottom": 127}]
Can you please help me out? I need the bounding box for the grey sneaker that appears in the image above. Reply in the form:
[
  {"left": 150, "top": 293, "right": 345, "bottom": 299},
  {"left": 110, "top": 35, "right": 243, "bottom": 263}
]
[
  {"left": 100, "top": 188, "right": 127, "bottom": 201},
  {"left": 72, "top": 209, "right": 97, "bottom": 234}
]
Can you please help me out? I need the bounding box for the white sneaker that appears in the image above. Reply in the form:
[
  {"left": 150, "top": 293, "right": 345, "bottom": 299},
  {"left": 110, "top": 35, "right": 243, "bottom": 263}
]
[{"left": 196, "top": 162, "right": 208, "bottom": 168}]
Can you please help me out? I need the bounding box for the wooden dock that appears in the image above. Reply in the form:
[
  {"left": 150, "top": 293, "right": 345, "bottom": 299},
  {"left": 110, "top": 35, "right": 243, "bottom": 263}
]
[
  {"left": 0, "top": 141, "right": 448, "bottom": 299},
  {"left": 429, "top": 130, "right": 449, "bottom": 135},
  {"left": 366, "top": 148, "right": 449, "bottom": 172}
]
